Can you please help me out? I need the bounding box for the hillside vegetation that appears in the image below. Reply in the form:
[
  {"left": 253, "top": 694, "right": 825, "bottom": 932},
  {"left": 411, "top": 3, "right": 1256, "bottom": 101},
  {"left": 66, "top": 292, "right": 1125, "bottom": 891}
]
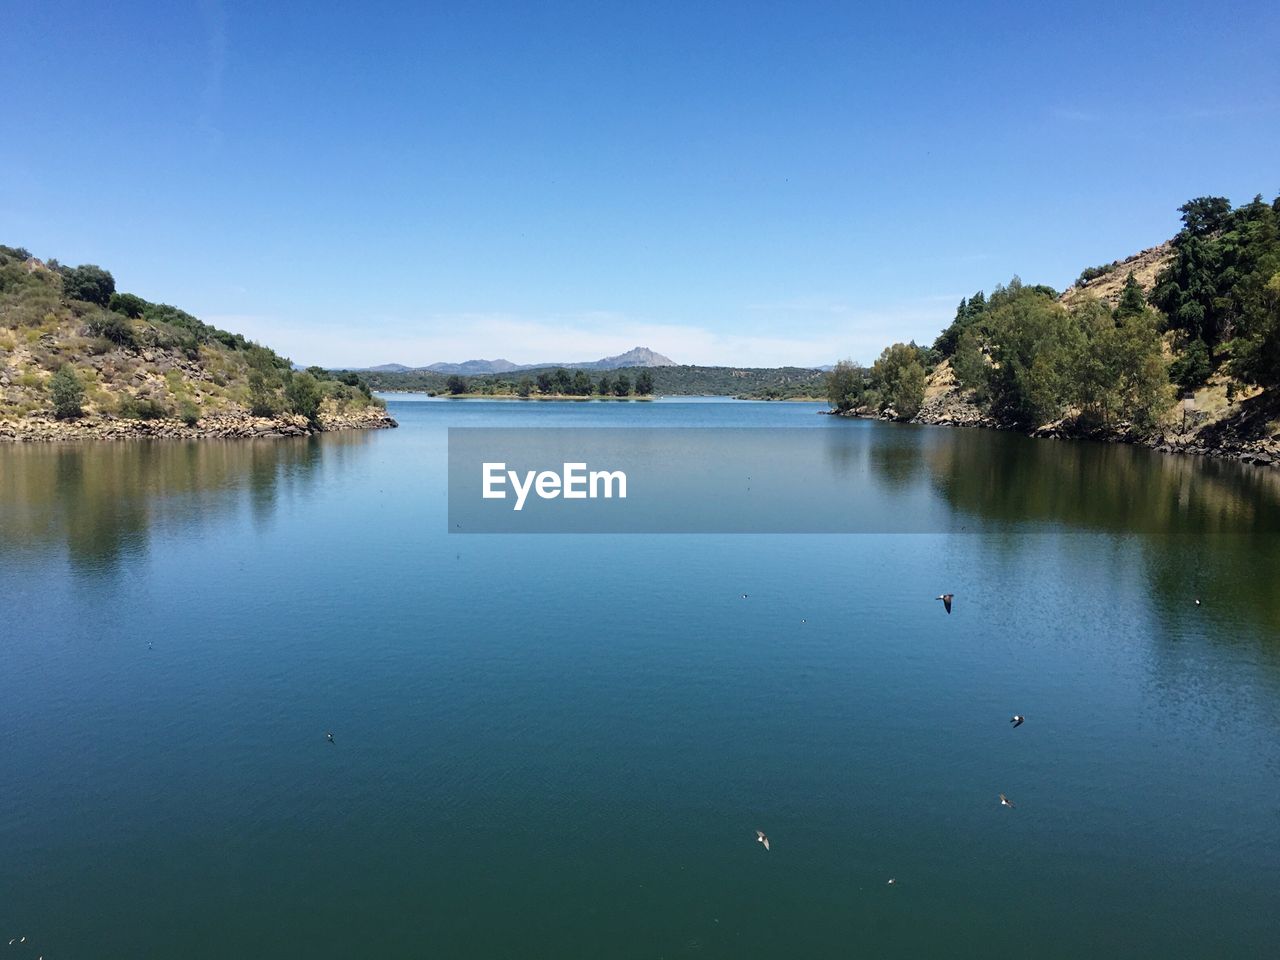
[
  {"left": 352, "top": 363, "right": 828, "bottom": 400},
  {"left": 0, "top": 245, "right": 386, "bottom": 431},
  {"left": 827, "top": 194, "right": 1280, "bottom": 456}
]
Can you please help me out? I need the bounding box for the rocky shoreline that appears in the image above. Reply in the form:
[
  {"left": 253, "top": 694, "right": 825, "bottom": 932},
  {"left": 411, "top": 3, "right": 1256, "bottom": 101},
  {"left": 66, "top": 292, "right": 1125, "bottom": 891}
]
[
  {"left": 832, "top": 388, "right": 1280, "bottom": 468},
  {"left": 0, "top": 408, "right": 398, "bottom": 443}
]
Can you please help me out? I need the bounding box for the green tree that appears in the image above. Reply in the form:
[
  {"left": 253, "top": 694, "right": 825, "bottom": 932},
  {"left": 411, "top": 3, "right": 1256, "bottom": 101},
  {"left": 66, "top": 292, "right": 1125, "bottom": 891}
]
[
  {"left": 1067, "top": 298, "right": 1171, "bottom": 430},
  {"left": 516, "top": 377, "right": 533, "bottom": 398},
  {"left": 982, "top": 283, "right": 1079, "bottom": 426},
  {"left": 108, "top": 292, "right": 147, "bottom": 318},
  {"left": 934, "top": 291, "right": 987, "bottom": 356},
  {"left": 1151, "top": 195, "right": 1279, "bottom": 360},
  {"left": 446, "top": 375, "right": 467, "bottom": 395},
  {"left": 635, "top": 370, "right": 654, "bottom": 395},
  {"left": 597, "top": 374, "right": 612, "bottom": 395},
  {"left": 62, "top": 264, "right": 115, "bottom": 306},
  {"left": 86, "top": 311, "right": 135, "bottom": 346},
  {"left": 48, "top": 364, "right": 85, "bottom": 419},
  {"left": 553, "top": 368, "right": 573, "bottom": 393},
  {"left": 1169, "top": 337, "right": 1212, "bottom": 391},
  {"left": 248, "top": 371, "right": 278, "bottom": 416},
  {"left": 870, "top": 343, "right": 927, "bottom": 419},
  {"left": 1230, "top": 270, "right": 1280, "bottom": 386},
  {"left": 536, "top": 371, "right": 553, "bottom": 393},
  {"left": 1177, "top": 196, "right": 1232, "bottom": 238},
  {"left": 572, "top": 369, "right": 593, "bottom": 395},
  {"left": 824, "top": 359, "right": 865, "bottom": 412},
  {"left": 285, "top": 372, "right": 323, "bottom": 424},
  {"left": 951, "top": 328, "right": 989, "bottom": 400},
  {"left": 613, "top": 372, "right": 631, "bottom": 396},
  {"left": 1115, "top": 272, "right": 1146, "bottom": 319}
]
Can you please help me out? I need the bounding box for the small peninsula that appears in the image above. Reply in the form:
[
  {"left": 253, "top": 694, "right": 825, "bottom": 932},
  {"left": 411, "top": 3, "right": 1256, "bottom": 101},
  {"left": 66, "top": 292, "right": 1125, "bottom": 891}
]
[
  {"left": 826, "top": 194, "right": 1280, "bottom": 466},
  {"left": 0, "top": 245, "right": 395, "bottom": 442}
]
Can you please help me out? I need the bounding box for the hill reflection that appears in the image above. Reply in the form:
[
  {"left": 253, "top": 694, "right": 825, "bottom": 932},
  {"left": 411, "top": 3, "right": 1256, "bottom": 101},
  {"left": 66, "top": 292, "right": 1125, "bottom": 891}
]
[{"left": 0, "top": 434, "right": 375, "bottom": 572}]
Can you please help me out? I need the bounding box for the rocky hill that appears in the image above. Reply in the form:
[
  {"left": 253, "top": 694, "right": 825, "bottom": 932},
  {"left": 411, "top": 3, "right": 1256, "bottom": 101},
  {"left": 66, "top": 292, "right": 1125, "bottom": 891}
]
[
  {"left": 909, "top": 245, "right": 1278, "bottom": 465},
  {"left": 1059, "top": 242, "right": 1174, "bottom": 309},
  {"left": 833, "top": 194, "right": 1280, "bottom": 467},
  {"left": 0, "top": 245, "right": 395, "bottom": 441}
]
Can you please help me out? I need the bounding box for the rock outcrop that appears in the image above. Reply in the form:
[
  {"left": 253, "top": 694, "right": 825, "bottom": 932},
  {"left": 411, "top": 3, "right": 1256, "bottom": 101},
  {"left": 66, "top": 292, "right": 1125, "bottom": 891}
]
[{"left": 0, "top": 408, "right": 397, "bottom": 443}]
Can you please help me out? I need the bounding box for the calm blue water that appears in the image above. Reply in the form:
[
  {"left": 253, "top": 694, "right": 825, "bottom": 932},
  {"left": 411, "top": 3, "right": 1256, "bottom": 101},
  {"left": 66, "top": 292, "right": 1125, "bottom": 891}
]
[{"left": 3, "top": 398, "right": 1279, "bottom": 958}]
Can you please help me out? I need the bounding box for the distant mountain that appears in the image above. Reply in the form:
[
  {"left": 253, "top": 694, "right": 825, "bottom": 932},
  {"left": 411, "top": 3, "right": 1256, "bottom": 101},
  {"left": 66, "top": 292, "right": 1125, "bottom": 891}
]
[
  {"left": 421, "top": 358, "right": 522, "bottom": 375},
  {"left": 355, "top": 346, "right": 676, "bottom": 374},
  {"left": 582, "top": 347, "right": 675, "bottom": 369}
]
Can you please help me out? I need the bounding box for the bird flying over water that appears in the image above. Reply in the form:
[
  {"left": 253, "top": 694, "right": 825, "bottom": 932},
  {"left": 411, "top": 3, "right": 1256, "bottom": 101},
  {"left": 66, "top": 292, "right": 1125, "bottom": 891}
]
[
  {"left": 999, "top": 793, "right": 1015, "bottom": 808},
  {"left": 1010, "top": 715, "right": 1024, "bottom": 728},
  {"left": 756, "top": 830, "right": 770, "bottom": 851},
  {"left": 937, "top": 593, "right": 953, "bottom": 614},
  {"left": 325, "top": 732, "right": 335, "bottom": 744}
]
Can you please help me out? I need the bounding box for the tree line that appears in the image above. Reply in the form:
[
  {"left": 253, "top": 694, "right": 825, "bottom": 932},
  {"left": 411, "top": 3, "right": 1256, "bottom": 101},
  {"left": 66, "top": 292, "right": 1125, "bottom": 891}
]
[
  {"left": 444, "top": 367, "right": 655, "bottom": 397},
  {"left": 363, "top": 364, "right": 828, "bottom": 398}
]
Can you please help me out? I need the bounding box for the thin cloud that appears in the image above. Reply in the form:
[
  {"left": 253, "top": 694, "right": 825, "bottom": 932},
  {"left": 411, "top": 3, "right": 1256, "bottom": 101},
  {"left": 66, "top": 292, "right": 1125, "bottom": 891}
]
[{"left": 1049, "top": 107, "right": 1102, "bottom": 123}]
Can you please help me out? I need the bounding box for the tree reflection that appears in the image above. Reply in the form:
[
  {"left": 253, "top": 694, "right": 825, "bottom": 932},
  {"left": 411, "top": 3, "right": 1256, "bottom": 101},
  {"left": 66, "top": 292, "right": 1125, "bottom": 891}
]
[{"left": 0, "top": 434, "right": 373, "bottom": 574}]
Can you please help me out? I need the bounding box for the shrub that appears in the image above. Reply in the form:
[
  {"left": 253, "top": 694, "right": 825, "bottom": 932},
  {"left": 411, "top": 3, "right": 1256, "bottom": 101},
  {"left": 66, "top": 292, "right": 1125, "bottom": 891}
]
[
  {"left": 1169, "top": 338, "right": 1212, "bottom": 391},
  {"left": 179, "top": 400, "right": 201, "bottom": 426},
  {"left": 86, "top": 312, "right": 135, "bottom": 346},
  {"left": 108, "top": 292, "right": 148, "bottom": 318},
  {"left": 48, "top": 365, "right": 85, "bottom": 419},
  {"left": 124, "top": 397, "right": 170, "bottom": 420},
  {"left": 825, "top": 359, "right": 866, "bottom": 412},
  {"left": 1077, "top": 262, "right": 1117, "bottom": 285},
  {"left": 284, "top": 371, "right": 322, "bottom": 423},
  {"left": 870, "top": 343, "right": 928, "bottom": 419},
  {"left": 63, "top": 265, "right": 116, "bottom": 306},
  {"left": 248, "top": 371, "right": 278, "bottom": 416}
]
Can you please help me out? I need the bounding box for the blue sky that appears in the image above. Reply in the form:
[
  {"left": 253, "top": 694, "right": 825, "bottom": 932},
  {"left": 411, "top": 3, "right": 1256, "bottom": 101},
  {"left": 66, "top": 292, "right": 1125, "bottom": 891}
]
[{"left": 3, "top": 1, "right": 1277, "bottom": 367}]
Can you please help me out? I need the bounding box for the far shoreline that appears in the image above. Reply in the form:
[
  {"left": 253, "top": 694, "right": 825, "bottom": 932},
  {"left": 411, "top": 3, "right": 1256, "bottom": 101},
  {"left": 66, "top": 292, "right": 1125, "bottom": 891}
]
[{"left": 374, "top": 390, "right": 827, "bottom": 402}]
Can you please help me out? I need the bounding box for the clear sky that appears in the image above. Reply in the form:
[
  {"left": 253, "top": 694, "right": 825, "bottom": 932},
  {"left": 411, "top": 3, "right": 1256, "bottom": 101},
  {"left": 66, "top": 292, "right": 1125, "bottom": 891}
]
[{"left": 2, "top": 1, "right": 1277, "bottom": 368}]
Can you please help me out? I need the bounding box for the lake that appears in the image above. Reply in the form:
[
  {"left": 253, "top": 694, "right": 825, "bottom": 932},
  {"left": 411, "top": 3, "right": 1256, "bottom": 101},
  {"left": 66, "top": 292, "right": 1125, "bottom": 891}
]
[{"left": 3, "top": 397, "right": 1279, "bottom": 958}]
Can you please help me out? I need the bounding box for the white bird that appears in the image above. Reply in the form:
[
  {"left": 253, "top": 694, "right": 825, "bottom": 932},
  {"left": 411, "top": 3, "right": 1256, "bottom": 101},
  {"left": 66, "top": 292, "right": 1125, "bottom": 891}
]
[
  {"left": 756, "top": 829, "right": 770, "bottom": 851},
  {"left": 887, "top": 878, "right": 896, "bottom": 885},
  {"left": 1000, "top": 793, "right": 1016, "bottom": 808}
]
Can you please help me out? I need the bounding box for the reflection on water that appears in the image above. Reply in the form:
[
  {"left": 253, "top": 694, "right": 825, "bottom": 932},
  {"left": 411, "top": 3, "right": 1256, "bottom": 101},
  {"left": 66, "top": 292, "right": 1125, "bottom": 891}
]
[
  {"left": 0, "top": 432, "right": 377, "bottom": 573},
  {"left": 915, "top": 427, "right": 1280, "bottom": 534}
]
